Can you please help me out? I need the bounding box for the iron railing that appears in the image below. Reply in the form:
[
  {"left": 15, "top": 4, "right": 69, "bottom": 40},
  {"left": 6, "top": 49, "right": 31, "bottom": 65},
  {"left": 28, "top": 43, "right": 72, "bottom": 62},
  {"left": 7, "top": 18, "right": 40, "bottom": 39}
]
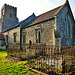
[{"left": 7, "top": 44, "right": 75, "bottom": 75}]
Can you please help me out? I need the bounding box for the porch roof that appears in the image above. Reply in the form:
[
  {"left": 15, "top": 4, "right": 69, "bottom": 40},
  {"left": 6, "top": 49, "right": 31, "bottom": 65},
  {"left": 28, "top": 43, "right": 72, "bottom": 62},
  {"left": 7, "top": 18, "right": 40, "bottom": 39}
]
[{"left": 0, "top": 33, "right": 5, "bottom": 40}]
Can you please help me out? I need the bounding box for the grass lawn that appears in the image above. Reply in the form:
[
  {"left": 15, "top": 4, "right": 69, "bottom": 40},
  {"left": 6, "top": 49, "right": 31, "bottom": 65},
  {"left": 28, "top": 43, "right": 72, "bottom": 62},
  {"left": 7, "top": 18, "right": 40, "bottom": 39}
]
[{"left": 0, "top": 50, "right": 36, "bottom": 75}]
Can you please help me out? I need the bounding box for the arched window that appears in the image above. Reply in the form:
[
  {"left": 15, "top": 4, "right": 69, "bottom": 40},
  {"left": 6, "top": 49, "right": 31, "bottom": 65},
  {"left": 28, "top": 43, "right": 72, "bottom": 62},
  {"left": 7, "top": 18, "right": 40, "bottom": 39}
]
[
  {"left": 29, "top": 40, "right": 32, "bottom": 46},
  {"left": 35, "top": 29, "right": 41, "bottom": 43},
  {"left": 38, "top": 31, "right": 41, "bottom": 43},
  {"left": 13, "top": 33, "right": 17, "bottom": 42},
  {"left": 65, "top": 12, "right": 71, "bottom": 37}
]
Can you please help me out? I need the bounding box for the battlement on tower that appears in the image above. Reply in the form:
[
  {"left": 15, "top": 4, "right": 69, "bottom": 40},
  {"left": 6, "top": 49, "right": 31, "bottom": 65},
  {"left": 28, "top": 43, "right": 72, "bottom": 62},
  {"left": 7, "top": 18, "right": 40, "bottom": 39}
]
[
  {"left": 1, "top": 3, "right": 18, "bottom": 31},
  {"left": 1, "top": 4, "right": 17, "bottom": 11}
]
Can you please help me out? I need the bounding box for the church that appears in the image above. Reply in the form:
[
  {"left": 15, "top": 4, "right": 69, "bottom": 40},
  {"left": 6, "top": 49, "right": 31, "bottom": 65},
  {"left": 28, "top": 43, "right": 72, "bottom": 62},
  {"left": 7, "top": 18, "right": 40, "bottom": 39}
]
[{"left": 0, "top": 0, "right": 75, "bottom": 49}]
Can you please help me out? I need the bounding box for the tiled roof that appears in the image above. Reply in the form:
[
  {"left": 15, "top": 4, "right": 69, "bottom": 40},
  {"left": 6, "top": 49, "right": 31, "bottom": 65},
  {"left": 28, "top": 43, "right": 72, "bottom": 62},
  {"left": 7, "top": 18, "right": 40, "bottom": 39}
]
[
  {"left": 20, "top": 13, "right": 36, "bottom": 29},
  {"left": 30, "top": 6, "right": 62, "bottom": 25},
  {"left": 30, "top": 1, "right": 69, "bottom": 26},
  {"left": 0, "top": 33, "right": 5, "bottom": 40}
]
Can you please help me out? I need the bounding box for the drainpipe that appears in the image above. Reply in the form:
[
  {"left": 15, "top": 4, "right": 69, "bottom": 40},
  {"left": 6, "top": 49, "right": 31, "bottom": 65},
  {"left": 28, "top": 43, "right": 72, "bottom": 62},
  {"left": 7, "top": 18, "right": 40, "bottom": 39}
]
[
  {"left": 54, "top": 16, "right": 57, "bottom": 47},
  {"left": 20, "top": 28, "right": 22, "bottom": 50}
]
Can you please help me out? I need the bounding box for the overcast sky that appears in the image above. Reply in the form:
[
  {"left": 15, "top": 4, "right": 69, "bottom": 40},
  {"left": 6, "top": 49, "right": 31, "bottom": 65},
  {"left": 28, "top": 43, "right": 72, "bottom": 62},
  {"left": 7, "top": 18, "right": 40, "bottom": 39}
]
[{"left": 0, "top": 0, "right": 75, "bottom": 21}]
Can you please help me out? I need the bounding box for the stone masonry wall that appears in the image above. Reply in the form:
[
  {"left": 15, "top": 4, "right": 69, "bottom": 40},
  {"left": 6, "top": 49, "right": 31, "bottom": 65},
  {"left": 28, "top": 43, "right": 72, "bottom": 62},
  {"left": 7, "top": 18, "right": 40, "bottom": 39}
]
[
  {"left": 1, "top": 4, "right": 18, "bottom": 31},
  {"left": 22, "top": 19, "right": 56, "bottom": 46},
  {"left": 0, "top": 19, "right": 1, "bottom": 32},
  {"left": 2, "top": 26, "right": 20, "bottom": 47},
  {"left": 56, "top": 3, "right": 75, "bottom": 46}
]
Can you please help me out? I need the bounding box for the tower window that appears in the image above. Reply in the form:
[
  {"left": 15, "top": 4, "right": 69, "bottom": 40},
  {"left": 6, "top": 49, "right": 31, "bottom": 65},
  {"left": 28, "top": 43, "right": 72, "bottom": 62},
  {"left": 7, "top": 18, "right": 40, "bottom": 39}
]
[{"left": 10, "top": 13, "right": 12, "bottom": 17}]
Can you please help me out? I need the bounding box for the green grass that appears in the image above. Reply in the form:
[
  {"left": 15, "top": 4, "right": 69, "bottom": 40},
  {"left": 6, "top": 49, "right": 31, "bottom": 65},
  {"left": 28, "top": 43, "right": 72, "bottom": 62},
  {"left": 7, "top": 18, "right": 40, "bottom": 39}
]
[
  {"left": 0, "top": 50, "right": 36, "bottom": 75},
  {"left": 0, "top": 50, "right": 7, "bottom": 58}
]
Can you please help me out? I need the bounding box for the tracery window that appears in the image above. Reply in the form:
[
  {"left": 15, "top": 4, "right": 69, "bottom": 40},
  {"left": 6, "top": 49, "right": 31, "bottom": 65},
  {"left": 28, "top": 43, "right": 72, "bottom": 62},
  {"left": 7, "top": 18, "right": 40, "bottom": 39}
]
[{"left": 65, "top": 12, "right": 71, "bottom": 37}]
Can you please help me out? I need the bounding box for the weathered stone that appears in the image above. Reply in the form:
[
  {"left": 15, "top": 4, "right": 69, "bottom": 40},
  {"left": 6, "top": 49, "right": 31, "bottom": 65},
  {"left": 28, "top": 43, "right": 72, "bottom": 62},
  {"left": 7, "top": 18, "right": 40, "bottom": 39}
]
[
  {"left": 1, "top": 4, "right": 18, "bottom": 31},
  {"left": 22, "top": 19, "right": 55, "bottom": 46}
]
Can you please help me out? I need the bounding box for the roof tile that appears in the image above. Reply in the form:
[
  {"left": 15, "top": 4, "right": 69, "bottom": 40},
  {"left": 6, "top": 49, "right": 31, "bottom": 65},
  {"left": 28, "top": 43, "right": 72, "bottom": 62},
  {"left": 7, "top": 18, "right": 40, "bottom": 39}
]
[{"left": 30, "top": 6, "right": 62, "bottom": 25}]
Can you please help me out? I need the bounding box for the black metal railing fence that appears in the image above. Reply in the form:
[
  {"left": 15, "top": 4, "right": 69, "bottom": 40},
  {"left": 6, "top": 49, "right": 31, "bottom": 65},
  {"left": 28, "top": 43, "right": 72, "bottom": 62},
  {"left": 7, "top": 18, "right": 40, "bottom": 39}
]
[{"left": 7, "top": 44, "right": 75, "bottom": 75}]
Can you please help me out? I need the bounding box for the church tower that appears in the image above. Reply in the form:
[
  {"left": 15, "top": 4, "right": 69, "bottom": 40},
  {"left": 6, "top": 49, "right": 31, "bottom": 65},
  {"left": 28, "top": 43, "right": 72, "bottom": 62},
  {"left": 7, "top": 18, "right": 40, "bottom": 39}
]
[{"left": 1, "top": 4, "right": 18, "bottom": 31}]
